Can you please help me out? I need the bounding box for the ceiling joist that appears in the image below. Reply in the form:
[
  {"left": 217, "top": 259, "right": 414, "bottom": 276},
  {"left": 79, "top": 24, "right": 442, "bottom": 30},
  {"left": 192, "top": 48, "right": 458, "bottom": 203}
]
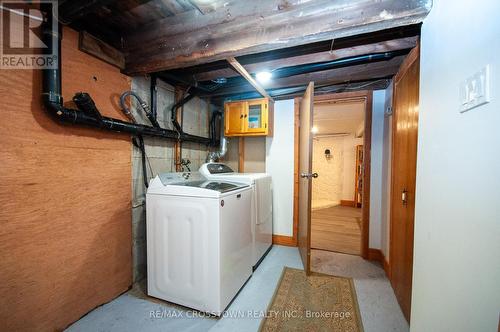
[{"left": 123, "top": 0, "right": 431, "bottom": 75}]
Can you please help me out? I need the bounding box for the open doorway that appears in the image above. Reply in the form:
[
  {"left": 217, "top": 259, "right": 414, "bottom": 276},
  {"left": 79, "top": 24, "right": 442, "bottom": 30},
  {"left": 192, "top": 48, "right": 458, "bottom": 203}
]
[{"left": 309, "top": 92, "right": 372, "bottom": 258}]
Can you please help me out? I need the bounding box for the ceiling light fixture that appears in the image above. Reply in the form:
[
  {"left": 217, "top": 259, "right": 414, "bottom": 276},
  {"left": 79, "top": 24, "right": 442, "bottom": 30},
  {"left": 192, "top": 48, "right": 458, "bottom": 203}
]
[{"left": 256, "top": 71, "right": 272, "bottom": 83}]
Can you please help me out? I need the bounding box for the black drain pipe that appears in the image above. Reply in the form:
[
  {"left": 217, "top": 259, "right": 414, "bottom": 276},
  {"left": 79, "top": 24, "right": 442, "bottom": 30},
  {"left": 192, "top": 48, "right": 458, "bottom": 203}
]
[
  {"left": 171, "top": 90, "right": 196, "bottom": 134},
  {"left": 150, "top": 74, "right": 158, "bottom": 120},
  {"left": 40, "top": 6, "right": 211, "bottom": 145},
  {"left": 269, "top": 49, "right": 410, "bottom": 79}
]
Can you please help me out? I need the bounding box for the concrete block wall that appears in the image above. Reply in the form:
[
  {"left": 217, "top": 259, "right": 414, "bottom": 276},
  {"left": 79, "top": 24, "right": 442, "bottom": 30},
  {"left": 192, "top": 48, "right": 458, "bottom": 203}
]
[
  {"left": 130, "top": 76, "right": 211, "bottom": 282},
  {"left": 311, "top": 134, "right": 363, "bottom": 210},
  {"left": 311, "top": 136, "right": 345, "bottom": 209}
]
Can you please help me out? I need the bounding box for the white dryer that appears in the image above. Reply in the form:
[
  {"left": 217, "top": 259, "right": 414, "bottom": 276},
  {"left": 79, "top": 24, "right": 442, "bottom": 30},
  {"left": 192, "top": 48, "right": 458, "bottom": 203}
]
[
  {"left": 199, "top": 163, "right": 273, "bottom": 268},
  {"left": 146, "top": 172, "right": 252, "bottom": 315}
]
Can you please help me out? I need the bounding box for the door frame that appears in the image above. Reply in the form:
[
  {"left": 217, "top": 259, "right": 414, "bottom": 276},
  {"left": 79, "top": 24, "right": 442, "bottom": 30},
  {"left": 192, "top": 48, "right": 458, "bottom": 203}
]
[{"left": 296, "top": 90, "right": 373, "bottom": 259}]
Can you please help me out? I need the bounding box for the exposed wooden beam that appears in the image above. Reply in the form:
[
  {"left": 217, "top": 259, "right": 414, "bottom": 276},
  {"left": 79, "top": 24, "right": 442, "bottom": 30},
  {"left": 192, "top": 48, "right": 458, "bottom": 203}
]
[
  {"left": 162, "top": 24, "right": 420, "bottom": 80},
  {"left": 202, "top": 56, "right": 404, "bottom": 98},
  {"left": 227, "top": 57, "right": 274, "bottom": 102},
  {"left": 194, "top": 36, "right": 418, "bottom": 82},
  {"left": 79, "top": 31, "right": 125, "bottom": 69},
  {"left": 59, "top": 0, "right": 117, "bottom": 23},
  {"left": 123, "top": 0, "right": 430, "bottom": 74}
]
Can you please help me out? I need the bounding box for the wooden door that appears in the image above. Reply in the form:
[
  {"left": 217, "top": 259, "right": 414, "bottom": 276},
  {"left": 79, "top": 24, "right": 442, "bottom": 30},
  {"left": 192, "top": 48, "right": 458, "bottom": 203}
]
[
  {"left": 390, "top": 46, "right": 420, "bottom": 321},
  {"left": 225, "top": 101, "right": 245, "bottom": 135},
  {"left": 298, "top": 82, "right": 314, "bottom": 274}
]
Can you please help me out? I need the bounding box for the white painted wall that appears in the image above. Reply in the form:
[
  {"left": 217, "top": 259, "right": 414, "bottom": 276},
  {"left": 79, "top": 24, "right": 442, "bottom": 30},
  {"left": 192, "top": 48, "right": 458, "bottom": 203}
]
[
  {"left": 381, "top": 82, "right": 393, "bottom": 259},
  {"left": 412, "top": 1, "right": 500, "bottom": 331},
  {"left": 369, "top": 89, "right": 386, "bottom": 250},
  {"left": 266, "top": 99, "right": 295, "bottom": 236}
]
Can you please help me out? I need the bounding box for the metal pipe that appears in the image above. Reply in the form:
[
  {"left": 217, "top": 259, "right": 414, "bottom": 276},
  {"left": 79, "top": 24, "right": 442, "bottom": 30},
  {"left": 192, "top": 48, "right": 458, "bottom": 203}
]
[
  {"left": 170, "top": 91, "right": 196, "bottom": 134},
  {"left": 40, "top": 7, "right": 211, "bottom": 146},
  {"left": 150, "top": 74, "right": 158, "bottom": 120},
  {"left": 119, "top": 90, "right": 161, "bottom": 128},
  {"left": 198, "top": 49, "right": 409, "bottom": 93},
  {"left": 269, "top": 50, "right": 409, "bottom": 79},
  {"left": 206, "top": 112, "right": 227, "bottom": 162}
]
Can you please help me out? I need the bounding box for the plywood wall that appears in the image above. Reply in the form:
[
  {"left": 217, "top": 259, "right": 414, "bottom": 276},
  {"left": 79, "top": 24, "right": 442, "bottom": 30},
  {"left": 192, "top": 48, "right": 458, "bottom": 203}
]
[{"left": 0, "top": 27, "right": 132, "bottom": 331}]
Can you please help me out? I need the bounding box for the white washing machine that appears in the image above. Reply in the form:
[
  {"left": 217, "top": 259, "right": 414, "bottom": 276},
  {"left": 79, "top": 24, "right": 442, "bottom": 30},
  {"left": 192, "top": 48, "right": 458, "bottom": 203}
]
[
  {"left": 146, "top": 172, "right": 252, "bottom": 315},
  {"left": 199, "top": 163, "right": 273, "bottom": 268}
]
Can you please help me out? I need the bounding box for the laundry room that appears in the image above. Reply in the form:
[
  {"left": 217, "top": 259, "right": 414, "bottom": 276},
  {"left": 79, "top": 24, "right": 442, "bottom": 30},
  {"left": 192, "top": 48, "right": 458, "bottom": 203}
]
[{"left": 2, "top": 1, "right": 500, "bottom": 332}]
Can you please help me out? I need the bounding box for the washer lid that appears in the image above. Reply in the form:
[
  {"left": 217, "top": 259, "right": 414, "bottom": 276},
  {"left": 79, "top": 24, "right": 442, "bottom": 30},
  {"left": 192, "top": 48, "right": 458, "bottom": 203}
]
[
  {"left": 207, "top": 163, "right": 235, "bottom": 174},
  {"left": 174, "top": 180, "right": 247, "bottom": 193},
  {"left": 148, "top": 172, "right": 249, "bottom": 197},
  {"left": 199, "top": 163, "right": 270, "bottom": 184}
]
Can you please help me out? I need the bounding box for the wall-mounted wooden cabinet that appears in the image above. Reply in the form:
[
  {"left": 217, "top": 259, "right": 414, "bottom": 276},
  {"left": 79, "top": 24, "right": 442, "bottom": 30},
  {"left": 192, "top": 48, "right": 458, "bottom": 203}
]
[{"left": 224, "top": 98, "right": 273, "bottom": 137}]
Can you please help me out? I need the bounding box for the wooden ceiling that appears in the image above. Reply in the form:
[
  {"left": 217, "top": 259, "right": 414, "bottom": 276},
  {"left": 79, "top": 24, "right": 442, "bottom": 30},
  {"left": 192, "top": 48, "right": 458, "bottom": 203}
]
[{"left": 60, "top": 0, "right": 429, "bottom": 101}]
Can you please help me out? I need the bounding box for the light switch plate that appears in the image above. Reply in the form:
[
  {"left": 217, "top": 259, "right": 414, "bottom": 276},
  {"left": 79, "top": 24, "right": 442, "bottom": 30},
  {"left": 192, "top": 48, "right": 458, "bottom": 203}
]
[{"left": 459, "top": 65, "right": 491, "bottom": 113}]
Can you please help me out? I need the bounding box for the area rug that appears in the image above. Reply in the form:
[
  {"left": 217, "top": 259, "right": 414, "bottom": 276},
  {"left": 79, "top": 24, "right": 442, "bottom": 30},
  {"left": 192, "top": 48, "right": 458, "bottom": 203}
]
[{"left": 259, "top": 267, "right": 364, "bottom": 332}]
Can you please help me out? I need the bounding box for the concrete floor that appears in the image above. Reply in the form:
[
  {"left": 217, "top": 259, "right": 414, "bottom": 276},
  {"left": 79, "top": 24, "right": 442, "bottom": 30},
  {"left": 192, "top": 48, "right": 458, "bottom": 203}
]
[
  {"left": 66, "top": 246, "right": 408, "bottom": 332},
  {"left": 311, "top": 249, "right": 409, "bottom": 332}
]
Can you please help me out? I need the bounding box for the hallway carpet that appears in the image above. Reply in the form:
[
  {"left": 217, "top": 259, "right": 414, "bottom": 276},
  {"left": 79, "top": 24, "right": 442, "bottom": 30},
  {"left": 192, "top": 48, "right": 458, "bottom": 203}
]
[{"left": 260, "top": 267, "right": 363, "bottom": 332}]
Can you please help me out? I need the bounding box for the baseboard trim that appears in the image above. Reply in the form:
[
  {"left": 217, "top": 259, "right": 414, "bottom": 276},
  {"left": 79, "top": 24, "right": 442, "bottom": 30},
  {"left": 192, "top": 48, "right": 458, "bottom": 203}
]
[
  {"left": 368, "top": 248, "right": 390, "bottom": 277},
  {"left": 383, "top": 258, "right": 390, "bottom": 278},
  {"left": 340, "top": 200, "right": 356, "bottom": 207},
  {"left": 272, "top": 235, "right": 297, "bottom": 247},
  {"left": 368, "top": 248, "right": 383, "bottom": 261}
]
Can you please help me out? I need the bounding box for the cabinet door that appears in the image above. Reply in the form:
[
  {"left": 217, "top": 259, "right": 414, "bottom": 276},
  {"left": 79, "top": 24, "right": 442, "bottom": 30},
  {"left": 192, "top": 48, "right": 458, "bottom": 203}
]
[
  {"left": 225, "top": 102, "right": 245, "bottom": 135},
  {"left": 244, "top": 99, "right": 268, "bottom": 134}
]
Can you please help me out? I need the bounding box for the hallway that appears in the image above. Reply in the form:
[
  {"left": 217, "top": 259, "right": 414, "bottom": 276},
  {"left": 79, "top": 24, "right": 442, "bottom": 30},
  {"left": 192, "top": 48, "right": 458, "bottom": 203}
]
[{"left": 311, "top": 205, "right": 362, "bottom": 255}]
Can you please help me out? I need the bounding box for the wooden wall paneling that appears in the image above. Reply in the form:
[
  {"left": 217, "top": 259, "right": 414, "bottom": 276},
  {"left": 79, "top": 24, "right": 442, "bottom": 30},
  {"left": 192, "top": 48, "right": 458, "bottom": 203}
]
[{"left": 0, "top": 27, "right": 132, "bottom": 331}]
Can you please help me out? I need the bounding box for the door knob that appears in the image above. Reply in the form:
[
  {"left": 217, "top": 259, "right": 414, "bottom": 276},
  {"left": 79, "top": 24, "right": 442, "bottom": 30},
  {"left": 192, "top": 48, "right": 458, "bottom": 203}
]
[{"left": 300, "top": 172, "right": 319, "bottom": 179}]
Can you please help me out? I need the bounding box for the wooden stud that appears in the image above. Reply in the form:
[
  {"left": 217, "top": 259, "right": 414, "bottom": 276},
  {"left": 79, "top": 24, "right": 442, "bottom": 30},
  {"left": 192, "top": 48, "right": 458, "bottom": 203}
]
[
  {"left": 238, "top": 137, "right": 245, "bottom": 172},
  {"left": 227, "top": 57, "right": 274, "bottom": 101}
]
